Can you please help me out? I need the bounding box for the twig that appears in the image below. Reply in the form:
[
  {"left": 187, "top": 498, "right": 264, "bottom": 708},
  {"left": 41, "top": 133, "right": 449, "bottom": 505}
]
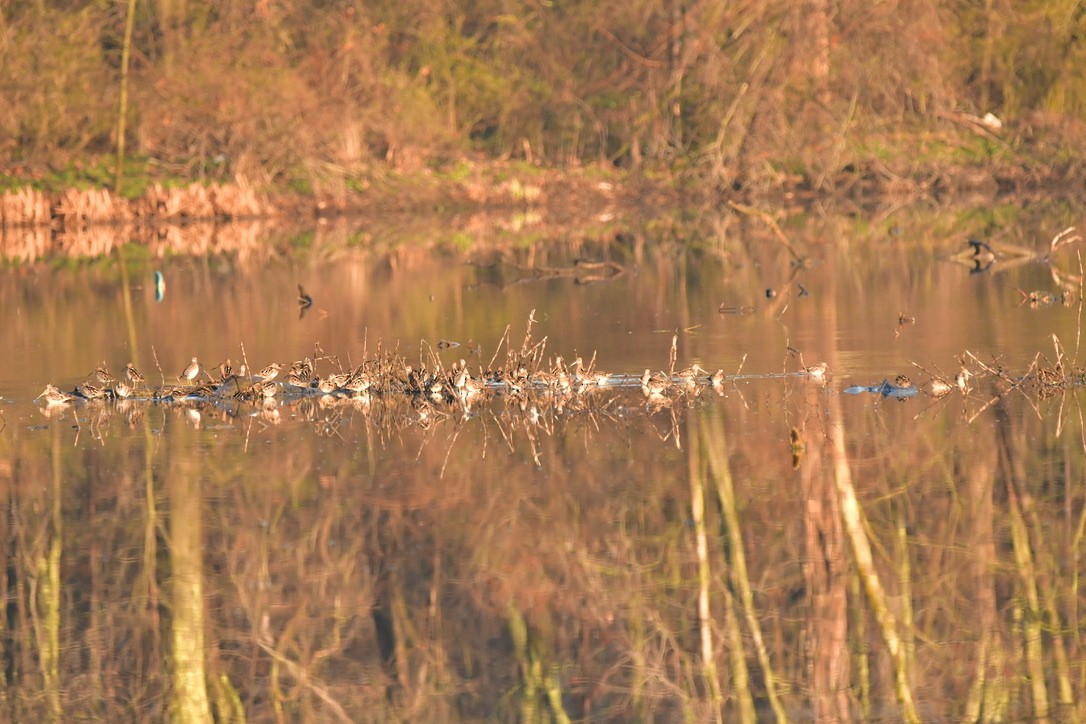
[
  {"left": 1077, "top": 250, "right": 1084, "bottom": 363},
  {"left": 151, "top": 345, "right": 165, "bottom": 385},
  {"left": 239, "top": 341, "right": 252, "bottom": 379},
  {"left": 488, "top": 324, "right": 510, "bottom": 373},
  {"left": 1049, "top": 225, "right": 1081, "bottom": 256}
]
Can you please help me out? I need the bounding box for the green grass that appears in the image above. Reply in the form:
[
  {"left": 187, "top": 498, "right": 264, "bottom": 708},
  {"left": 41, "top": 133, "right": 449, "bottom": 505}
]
[{"left": 0, "top": 154, "right": 183, "bottom": 198}]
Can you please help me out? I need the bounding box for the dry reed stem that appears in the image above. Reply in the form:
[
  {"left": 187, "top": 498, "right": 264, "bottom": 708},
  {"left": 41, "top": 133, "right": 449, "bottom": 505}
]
[
  {"left": 1014, "top": 470, "right": 1075, "bottom": 709},
  {"left": 1005, "top": 480, "right": 1050, "bottom": 720},
  {"left": 1048, "top": 226, "right": 1081, "bottom": 256},
  {"left": 849, "top": 571, "right": 872, "bottom": 719},
  {"left": 686, "top": 428, "right": 723, "bottom": 723},
  {"left": 1072, "top": 408, "right": 1086, "bottom": 648},
  {"left": 699, "top": 412, "right": 788, "bottom": 721},
  {"left": 827, "top": 393, "right": 920, "bottom": 722},
  {"left": 0, "top": 187, "right": 51, "bottom": 228}
]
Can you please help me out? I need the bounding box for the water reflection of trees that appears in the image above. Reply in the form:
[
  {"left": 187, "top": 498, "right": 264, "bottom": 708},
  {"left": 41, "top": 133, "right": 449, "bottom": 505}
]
[
  {"left": 3, "top": 378, "right": 1086, "bottom": 719},
  {"left": 6, "top": 205, "right": 1086, "bottom": 719}
]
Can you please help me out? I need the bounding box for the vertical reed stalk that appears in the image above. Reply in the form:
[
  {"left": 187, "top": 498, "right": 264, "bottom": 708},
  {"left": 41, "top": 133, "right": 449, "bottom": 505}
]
[
  {"left": 1074, "top": 485, "right": 1086, "bottom": 646},
  {"left": 827, "top": 404, "right": 920, "bottom": 722},
  {"left": 849, "top": 571, "right": 871, "bottom": 719},
  {"left": 214, "top": 673, "right": 246, "bottom": 723},
  {"left": 0, "top": 462, "right": 7, "bottom": 707},
  {"left": 38, "top": 426, "right": 63, "bottom": 722},
  {"left": 721, "top": 585, "right": 756, "bottom": 723},
  {"left": 699, "top": 413, "right": 788, "bottom": 721},
  {"left": 508, "top": 603, "right": 539, "bottom": 722},
  {"left": 894, "top": 506, "right": 915, "bottom": 678},
  {"left": 687, "top": 425, "right": 723, "bottom": 722},
  {"left": 119, "top": 251, "right": 162, "bottom": 660},
  {"left": 1020, "top": 492, "right": 1074, "bottom": 711},
  {"left": 508, "top": 603, "right": 571, "bottom": 724},
  {"left": 1006, "top": 481, "right": 1049, "bottom": 720},
  {"left": 169, "top": 457, "right": 213, "bottom": 722},
  {"left": 114, "top": 0, "right": 139, "bottom": 193}
]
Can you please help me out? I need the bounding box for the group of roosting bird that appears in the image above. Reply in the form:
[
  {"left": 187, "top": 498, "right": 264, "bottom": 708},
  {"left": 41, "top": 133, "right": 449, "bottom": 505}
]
[
  {"left": 35, "top": 356, "right": 374, "bottom": 406},
  {"left": 35, "top": 351, "right": 750, "bottom": 411}
]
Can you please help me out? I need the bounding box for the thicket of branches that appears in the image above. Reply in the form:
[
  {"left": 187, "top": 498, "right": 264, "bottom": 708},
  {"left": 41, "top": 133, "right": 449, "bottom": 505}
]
[{"left": 2, "top": 1, "right": 1085, "bottom": 190}]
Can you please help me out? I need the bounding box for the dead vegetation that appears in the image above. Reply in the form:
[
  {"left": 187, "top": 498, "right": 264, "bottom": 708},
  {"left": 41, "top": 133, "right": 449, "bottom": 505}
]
[{"left": 5, "top": 2, "right": 1086, "bottom": 200}]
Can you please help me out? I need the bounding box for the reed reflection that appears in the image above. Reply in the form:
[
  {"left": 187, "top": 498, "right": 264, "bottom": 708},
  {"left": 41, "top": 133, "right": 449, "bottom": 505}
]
[{"left": 2, "top": 206, "right": 1086, "bottom": 719}]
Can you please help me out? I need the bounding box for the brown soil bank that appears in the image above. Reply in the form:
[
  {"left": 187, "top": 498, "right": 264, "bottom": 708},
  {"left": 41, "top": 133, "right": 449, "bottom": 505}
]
[
  {"left": 0, "top": 163, "right": 637, "bottom": 232},
  {"left": 3, "top": 135, "right": 1085, "bottom": 234}
]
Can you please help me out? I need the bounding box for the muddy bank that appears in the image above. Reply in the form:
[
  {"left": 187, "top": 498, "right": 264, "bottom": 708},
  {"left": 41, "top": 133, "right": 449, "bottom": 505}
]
[
  {"left": 0, "top": 164, "right": 636, "bottom": 231},
  {"left": 2, "top": 151, "right": 1086, "bottom": 245}
]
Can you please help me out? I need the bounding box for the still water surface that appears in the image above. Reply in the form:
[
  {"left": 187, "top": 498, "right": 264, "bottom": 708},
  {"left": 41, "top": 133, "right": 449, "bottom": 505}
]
[{"left": 0, "top": 209, "right": 1084, "bottom": 720}]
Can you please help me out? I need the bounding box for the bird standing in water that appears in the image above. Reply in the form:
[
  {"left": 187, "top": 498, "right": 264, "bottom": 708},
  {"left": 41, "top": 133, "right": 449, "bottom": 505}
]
[
  {"left": 35, "top": 384, "right": 75, "bottom": 405},
  {"left": 77, "top": 382, "right": 108, "bottom": 400},
  {"left": 256, "top": 363, "right": 282, "bottom": 382},
  {"left": 94, "top": 363, "right": 117, "bottom": 387},
  {"left": 179, "top": 357, "right": 200, "bottom": 383},
  {"left": 126, "top": 362, "right": 146, "bottom": 386},
  {"left": 641, "top": 369, "right": 670, "bottom": 398}
]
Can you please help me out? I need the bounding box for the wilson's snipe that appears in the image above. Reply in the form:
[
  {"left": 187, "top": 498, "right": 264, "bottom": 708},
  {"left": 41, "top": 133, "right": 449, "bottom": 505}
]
[
  {"left": 217, "top": 359, "right": 233, "bottom": 382},
  {"left": 156, "top": 385, "right": 188, "bottom": 400},
  {"left": 126, "top": 362, "right": 146, "bottom": 385},
  {"left": 178, "top": 357, "right": 200, "bottom": 383},
  {"left": 94, "top": 364, "right": 117, "bottom": 386},
  {"left": 286, "top": 370, "right": 310, "bottom": 388},
  {"left": 677, "top": 364, "right": 708, "bottom": 386},
  {"left": 35, "top": 384, "right": 75, "bottom": 405},
  {"left": 326, "top": 372, "right": 352, "bottom": 390},
  {"left": 77, "top": 382, "right": 108, "bottom": 400},
  {"left": 456, "top": 369, "right": 485, "bottom": 399},
  {"left": 256, "top": 363, "right": 281, "bottom": 382},
  {"left": 641, "top": 369, "right": 670, "bottom": 398},
  {"left": 345, "top": 371, "right": 372, "bottom": 395},
  {"left": 286, "top": 358, "right": 313, "bottom": 387}
]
